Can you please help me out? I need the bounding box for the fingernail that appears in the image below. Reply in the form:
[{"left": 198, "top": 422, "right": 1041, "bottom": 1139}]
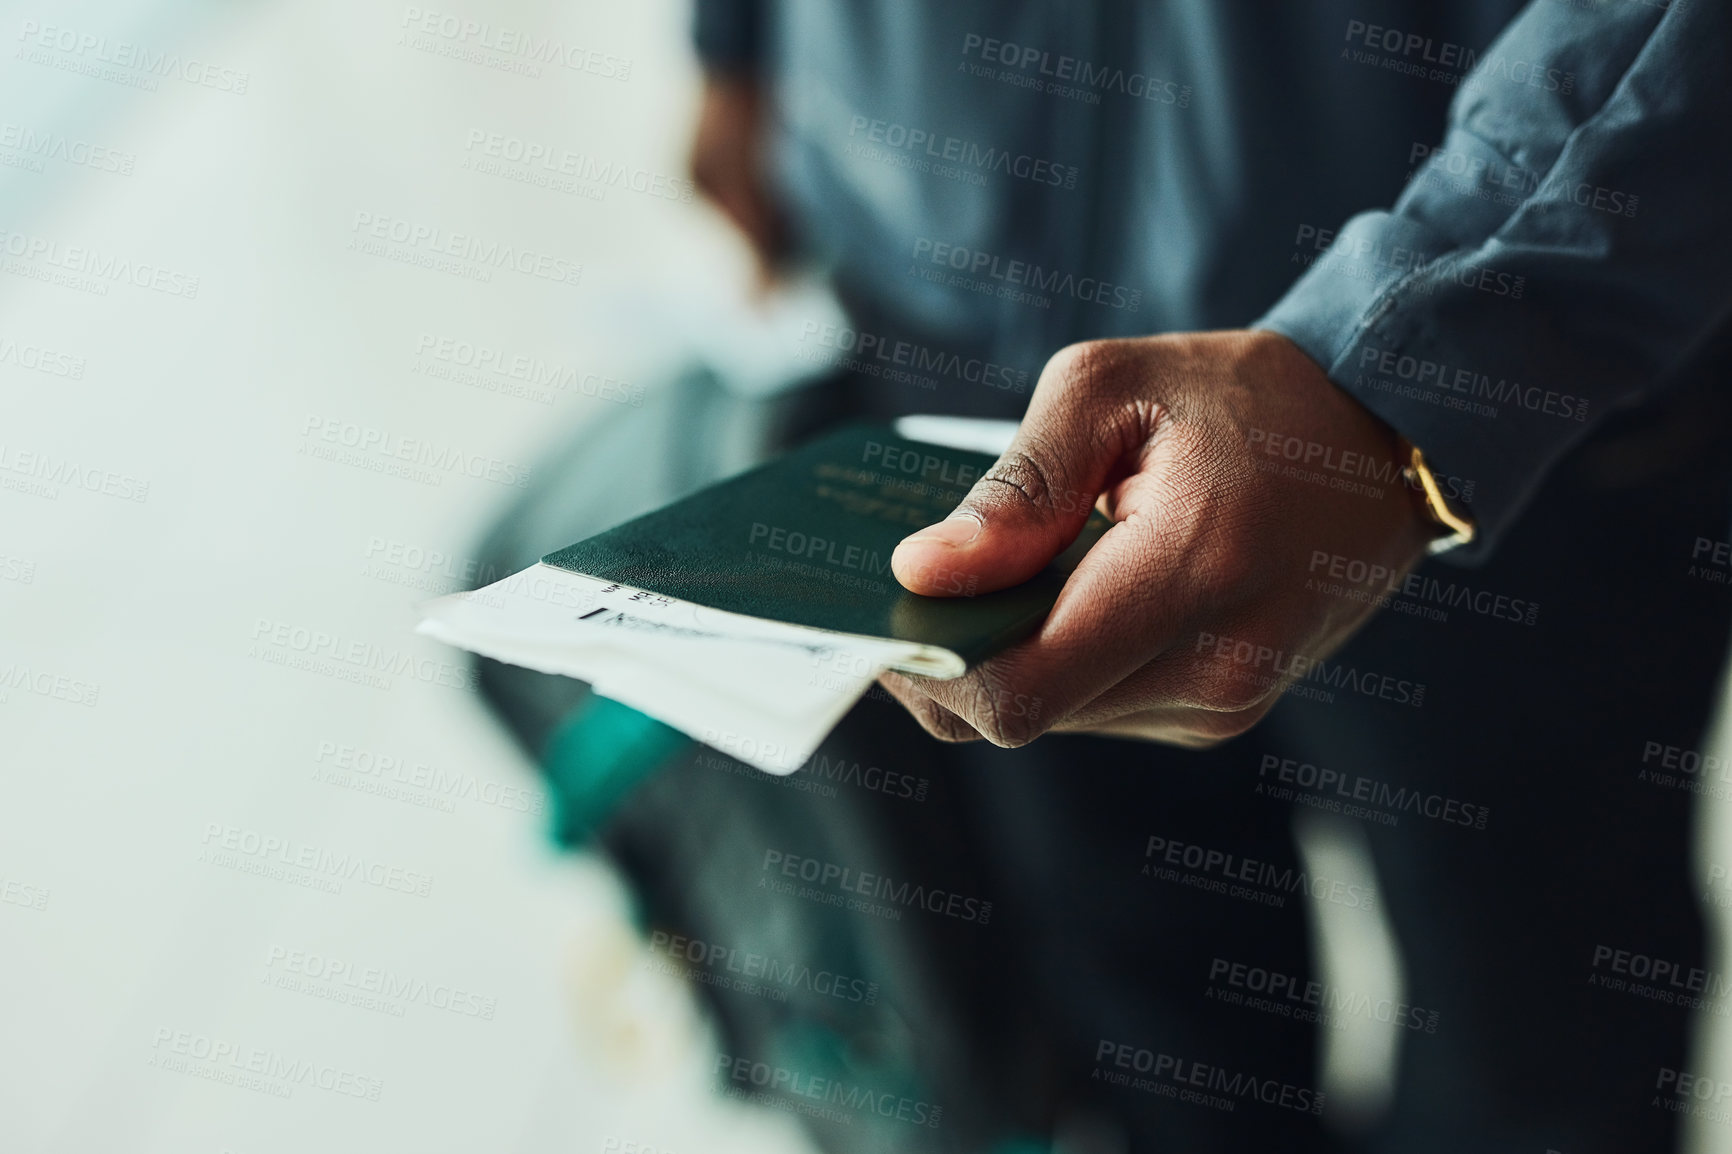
[{"left": 902, "top": 513, "right": 982, "bottom": 548}]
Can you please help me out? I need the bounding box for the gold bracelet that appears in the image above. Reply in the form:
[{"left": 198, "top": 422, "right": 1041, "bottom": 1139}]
[{"left": 1401, "top": 443, "right": 1476, "bottom": 555}]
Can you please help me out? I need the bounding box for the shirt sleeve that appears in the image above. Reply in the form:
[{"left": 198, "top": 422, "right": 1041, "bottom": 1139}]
[
  {"left": 693, "top": 0, "right": 765, "bottom": 73},
  {"left": 1256, "top": 0, "right": 1732, "bottom": 563}
]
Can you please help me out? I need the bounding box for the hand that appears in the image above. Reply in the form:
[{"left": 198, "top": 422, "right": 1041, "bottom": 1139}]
[
  {"left": 689, "top": 72, "right": 787, "bottom": 287},
  {"left": 880, "top": 330, "right": 1437, "bottom": 748}
]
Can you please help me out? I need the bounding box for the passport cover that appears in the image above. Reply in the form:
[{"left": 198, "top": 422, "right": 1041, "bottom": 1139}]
[{"left": 542, "top": 424, "right": 1109, "bottom": 676}]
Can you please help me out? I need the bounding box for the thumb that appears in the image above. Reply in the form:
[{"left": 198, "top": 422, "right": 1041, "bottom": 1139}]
[{"left": 891, "top": 359, "right": 1129, "bottom": 596}]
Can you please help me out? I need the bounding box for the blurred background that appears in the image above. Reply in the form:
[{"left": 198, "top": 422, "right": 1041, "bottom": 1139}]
[
  {"left": 2, "top": 2, "right": 1731, "bottom": 1151},
  {"left": 0, "top": 1, "right": 823, "bottom": 1150}
]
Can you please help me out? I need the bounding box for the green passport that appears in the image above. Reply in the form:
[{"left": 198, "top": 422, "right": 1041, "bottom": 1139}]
[{"left": 541, "top": 424, "right": 1109, "bottom": 678}]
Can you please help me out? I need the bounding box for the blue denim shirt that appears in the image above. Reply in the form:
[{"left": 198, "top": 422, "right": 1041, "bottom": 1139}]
[{"left": 696, "top": 0, "right": 1731, "bottom": 561}]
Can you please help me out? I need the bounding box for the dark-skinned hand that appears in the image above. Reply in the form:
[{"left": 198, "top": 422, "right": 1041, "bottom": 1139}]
[{"left": 881, "top": 330, "right": 1437, "bottom": 748}]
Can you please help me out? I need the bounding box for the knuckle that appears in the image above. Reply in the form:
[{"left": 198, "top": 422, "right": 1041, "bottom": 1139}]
[
  {"left": 907, "top": 695, "right": 981, "bottom": 744},
  {"left": 928, "top": 714, "right": 983, "bottom": 744},
  {"left": 966, "top": 667, "right": 1046, "bottom": 749},
  {"left": 1039, "top": 339, "right": 1120, "bottom": 397},
  {"left": 1207, "top": 706, "right": 1268, "bottom": 740},
  {"left": 980, "top": 448, "right": 1061, "bottom": 513},
  {"left": 1192, "top": 660, "right": 1278, "bottom": 714},
  {"left": 1169, "top": 731, "right": 1228, "bottom": 751},
  {"left": 1175, "top": 704, "right": 1268, "bottom": 747}
]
